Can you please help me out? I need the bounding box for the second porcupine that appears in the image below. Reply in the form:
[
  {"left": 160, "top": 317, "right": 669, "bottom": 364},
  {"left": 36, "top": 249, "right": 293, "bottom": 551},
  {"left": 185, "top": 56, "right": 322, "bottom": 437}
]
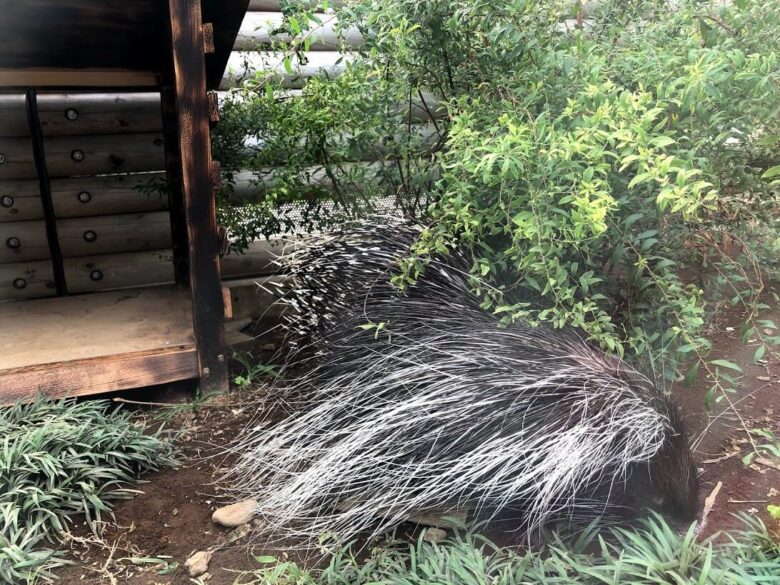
[{"left": 229, "top": 218, "right": 699, "bottom": 543}]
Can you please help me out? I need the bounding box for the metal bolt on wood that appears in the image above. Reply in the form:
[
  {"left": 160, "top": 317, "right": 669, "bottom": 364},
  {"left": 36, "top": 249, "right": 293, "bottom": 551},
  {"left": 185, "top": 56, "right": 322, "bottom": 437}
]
[
  {"left": 77, "top": 191, "right": 91, "bottom": 203},
  {"left": 0, "top": 196, "right": 13, "bottom": 208},
  {"left": 65, "top": 108, "right": 79, "bottom": 121},
  {"left": 6, "top": 237, "right": 20, "bottom": 249},
  {"left": 12, "top": 278, "right": 26, "bottom": 289},
  {"left": 83, "top": 230, "right": 97, "bottom": 242},
  {"left": 0, "top": 153, "right": 6, "bottom": 165},
  {"left": 90, "top": 270, "right": 103, "bottom": 281},
  {"left": 71, "top": 149, "right": 85, "bottom": 161}
]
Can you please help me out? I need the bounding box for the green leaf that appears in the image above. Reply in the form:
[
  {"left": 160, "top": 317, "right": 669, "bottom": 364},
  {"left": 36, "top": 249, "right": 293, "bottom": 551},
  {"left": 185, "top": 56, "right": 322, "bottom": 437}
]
[
  {"left": 761, "top": 165, "right": 780, "bottom": 180},
  {"left": 710, "top": 359, "right": 742, "bottom": 373},
  {"left": 753, "top": 345, "right": 766, "bottom": 363}
]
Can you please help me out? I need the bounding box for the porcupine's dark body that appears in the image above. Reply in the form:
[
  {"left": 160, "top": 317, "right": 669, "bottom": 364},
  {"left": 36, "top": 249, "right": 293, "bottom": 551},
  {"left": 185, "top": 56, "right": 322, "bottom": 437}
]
[{"left": 230, "top": 218, "right": 698, "bottom": 543}]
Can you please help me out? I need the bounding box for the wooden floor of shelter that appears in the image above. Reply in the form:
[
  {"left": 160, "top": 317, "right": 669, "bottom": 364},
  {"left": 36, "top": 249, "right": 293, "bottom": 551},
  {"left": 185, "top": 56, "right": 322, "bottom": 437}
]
[{"left": 0, "top": 286, "right": 198, "bottom": 404}]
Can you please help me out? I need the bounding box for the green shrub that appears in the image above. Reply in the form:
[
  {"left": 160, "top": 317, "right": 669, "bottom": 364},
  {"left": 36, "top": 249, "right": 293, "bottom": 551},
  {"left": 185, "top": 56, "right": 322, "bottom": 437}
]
[
  {"left": 0, "top": 400, "right": 176, "bottom": 584},
  {"left": 214, "top": 0, "right": 780, "bottom": 384}
]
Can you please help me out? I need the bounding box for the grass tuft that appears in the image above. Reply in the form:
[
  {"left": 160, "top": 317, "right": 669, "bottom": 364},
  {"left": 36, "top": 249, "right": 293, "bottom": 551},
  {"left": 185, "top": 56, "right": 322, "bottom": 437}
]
[
  {"left": 236, "top": 514, "right": 780, "bottom": 584},
  {"left": 0, "top": 399, "right": 176, "bottom": 584}
]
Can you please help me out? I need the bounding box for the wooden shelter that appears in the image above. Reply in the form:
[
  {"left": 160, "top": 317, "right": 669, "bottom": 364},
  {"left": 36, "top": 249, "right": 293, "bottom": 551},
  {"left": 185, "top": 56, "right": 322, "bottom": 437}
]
[{"left": 0, "top": 0, "right": 250, "bottom": 403}]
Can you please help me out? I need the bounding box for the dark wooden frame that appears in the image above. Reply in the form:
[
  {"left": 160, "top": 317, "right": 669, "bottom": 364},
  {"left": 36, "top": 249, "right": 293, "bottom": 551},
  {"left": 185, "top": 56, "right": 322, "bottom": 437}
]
[{"left": 164, "top": 0, "right": 228, "bottom": 392}]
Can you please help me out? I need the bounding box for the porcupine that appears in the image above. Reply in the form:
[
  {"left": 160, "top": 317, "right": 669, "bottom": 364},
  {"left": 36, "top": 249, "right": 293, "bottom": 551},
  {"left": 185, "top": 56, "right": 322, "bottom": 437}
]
[{"left": 229, "top": 217, "right": 699, "bottom": 544}]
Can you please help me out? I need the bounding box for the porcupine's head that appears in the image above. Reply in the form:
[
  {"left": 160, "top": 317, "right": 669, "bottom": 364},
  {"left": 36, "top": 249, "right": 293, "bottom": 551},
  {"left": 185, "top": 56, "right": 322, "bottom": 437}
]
[
  {"left": 582, "top": 351, "right": 699, "bottom": 528},
  {"left": 622, "top": 400, "right": 699, "bottom": 526}
]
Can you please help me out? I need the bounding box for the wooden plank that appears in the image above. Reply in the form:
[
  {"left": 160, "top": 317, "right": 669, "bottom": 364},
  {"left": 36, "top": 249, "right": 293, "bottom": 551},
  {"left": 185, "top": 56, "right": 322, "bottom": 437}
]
[
  {"left": 207, "top": 92, "right": 220, "bottom": 123},
  {"left": 36, "top": 92, "right": 162, "bottom": 136},
  {"left": 0, "top": 69, "right": 159, "bottom": 89},
  {"left": 57, "top": 211, "right": 172, "bottom": 259},
  {"left": 52, "top": 172, "right": 169, "bottom": 218},
  {"left": 0, "top": 347, "right": 198, "bottom": 405},
  {"left": 160, "top": 84, "right": 189, "bottom": 286},
  {"left": 0, "top": 259, "right": 55, "bottom": 301},
  {"left": 43, "top": 133, "right": 165, "bottom": 179},
  {"left": 64, "top": 249, "right": 174, "bottom": 294},
  {"left": 0, "top": 179, "right": 43, "bottom": 222},
  {"left": 0, "top": 286, "right": 195, "bottom": 369},
  {"left": 0, "top": 220, "right": 49, "bottom": 263},
  {"left": 168, "top": 0, "right": 229, "bottom": 392},
  {"left": 222, "top": 286, "right": 234, "bottom": 320}
]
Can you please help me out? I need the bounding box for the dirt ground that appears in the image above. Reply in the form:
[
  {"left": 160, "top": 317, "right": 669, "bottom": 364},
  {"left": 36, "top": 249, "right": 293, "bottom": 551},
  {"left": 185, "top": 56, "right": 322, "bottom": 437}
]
[{"left": 55, "top": 297, "right": 780, "bottom": 584}]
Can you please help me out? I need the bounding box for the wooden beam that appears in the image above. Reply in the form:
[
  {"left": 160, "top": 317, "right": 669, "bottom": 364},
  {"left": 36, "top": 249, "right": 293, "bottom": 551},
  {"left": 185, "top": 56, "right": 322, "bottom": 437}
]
[
  {"left": 0, "top": 347, "right": 198, "bottom": 405},
  {"left": 160, "top": 86, "right": 189, "bottom": 286},
  {"left": 167, "top": 0, "right": 229, "bottom": 393},
  {"left": 0, "top": 69, "right": 159, "bottom": 89}
]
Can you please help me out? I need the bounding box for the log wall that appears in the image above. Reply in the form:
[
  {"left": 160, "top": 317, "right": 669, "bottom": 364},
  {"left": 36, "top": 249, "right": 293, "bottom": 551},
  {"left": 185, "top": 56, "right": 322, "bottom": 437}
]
[{"left": 0, "top": 1, "right": 347, "bottom": 306}]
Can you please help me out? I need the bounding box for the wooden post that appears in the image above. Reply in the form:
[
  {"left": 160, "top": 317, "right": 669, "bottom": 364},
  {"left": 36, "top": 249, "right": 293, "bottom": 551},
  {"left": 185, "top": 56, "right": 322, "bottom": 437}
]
[
  {"left": 160, "top": 85, "right": 189, "bottom": 286},
  {"left": 165, "top": 0, "right": 228, "bottom": 393}
]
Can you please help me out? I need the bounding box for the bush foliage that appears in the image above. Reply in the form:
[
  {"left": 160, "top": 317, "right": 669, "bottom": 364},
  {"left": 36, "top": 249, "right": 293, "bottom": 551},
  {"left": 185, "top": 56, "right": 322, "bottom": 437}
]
[{"left": 214, "top": 0, "right": 780, "bottom": 381}]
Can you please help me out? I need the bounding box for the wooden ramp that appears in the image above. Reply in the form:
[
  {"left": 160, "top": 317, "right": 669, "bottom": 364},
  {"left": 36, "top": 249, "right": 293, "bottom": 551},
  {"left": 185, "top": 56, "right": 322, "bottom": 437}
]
[{"left": 0, "top": 286, "right": 198, "bottom": 404}]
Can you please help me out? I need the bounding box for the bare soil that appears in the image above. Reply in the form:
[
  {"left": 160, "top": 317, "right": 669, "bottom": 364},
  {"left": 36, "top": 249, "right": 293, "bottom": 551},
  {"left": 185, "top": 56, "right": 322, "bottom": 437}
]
[{"left": 55, "top": 297, "right": 780, "bottom": 584}]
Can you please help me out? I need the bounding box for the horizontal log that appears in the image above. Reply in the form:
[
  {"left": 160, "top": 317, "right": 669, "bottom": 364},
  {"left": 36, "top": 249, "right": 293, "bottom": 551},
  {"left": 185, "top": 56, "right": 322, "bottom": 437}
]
[
  {"left": 0, "top": 259, "right": 55, "bottom": 301},
  {"left": 0, "top": 179, "right": 43, "bottom": 223},
  {"left": 69, "top": 238, "right": 291, "bottom": 292},
  {"left": 0, "top": 219, "right": 49, "bottom": 264},
  {"left": 236, "top": 11, "right": 363, "bottom": 51},
  {"left": 228, "top": 161, "right": 391, "bottom": 203},
  {"left": 0, "top": 133, "right": 165, "bottom": 180},
  {"left": 248, "top": 0, "right": 343, "bottom": 10},
  {"left": 221, "top": 51, "right": 351, "bottom": 89},
  {"left": 52, "top": 172, "right": 168, "bottom": 218},
  {"left": 57, "top": 211, "right": 171, "bottom": 259},
  {"left": 45, "top": 133, "right": 165, "bottom": 179},
  {"left": 0, "top": 94, "right": 29, "bottom": 137},
  {"left": 0, "top": 136, "right": 34, "bottom": 180},
  {"left": 1, "top": 236, "right": 292, "bottom": 300},
  {"left": 64, "top": 249, "right": 174, "bottom": 294},
  {"left": 38, "top": 92, "right": 161, "bottom": 136},
  {"left": 222, "top": 237, "right": 292, "bottom": 278}
]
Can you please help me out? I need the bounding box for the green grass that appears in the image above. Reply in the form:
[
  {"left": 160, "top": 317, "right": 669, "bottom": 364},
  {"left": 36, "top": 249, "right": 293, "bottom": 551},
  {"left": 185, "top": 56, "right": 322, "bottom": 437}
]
[
  {"left": 237, "top": 515, "right": 779, "bottom": 585},
  {"left": 0, "top": 399, "right": 177, "bottom": 584}
]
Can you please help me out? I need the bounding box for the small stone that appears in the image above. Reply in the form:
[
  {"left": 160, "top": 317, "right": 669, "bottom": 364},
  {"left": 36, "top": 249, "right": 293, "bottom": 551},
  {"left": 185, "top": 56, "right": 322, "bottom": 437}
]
[
  {"left": 172, "top": 508, "right": 178, "bottom": 516},
  {"left": 185, "top": 550, "right": 212, "bottom": 577},
  {"left": 211, "top": 499, "right": 258, "bottom": 527},
  {"left": 422, "top": 527, "right": 447, "bottom": 543}
]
